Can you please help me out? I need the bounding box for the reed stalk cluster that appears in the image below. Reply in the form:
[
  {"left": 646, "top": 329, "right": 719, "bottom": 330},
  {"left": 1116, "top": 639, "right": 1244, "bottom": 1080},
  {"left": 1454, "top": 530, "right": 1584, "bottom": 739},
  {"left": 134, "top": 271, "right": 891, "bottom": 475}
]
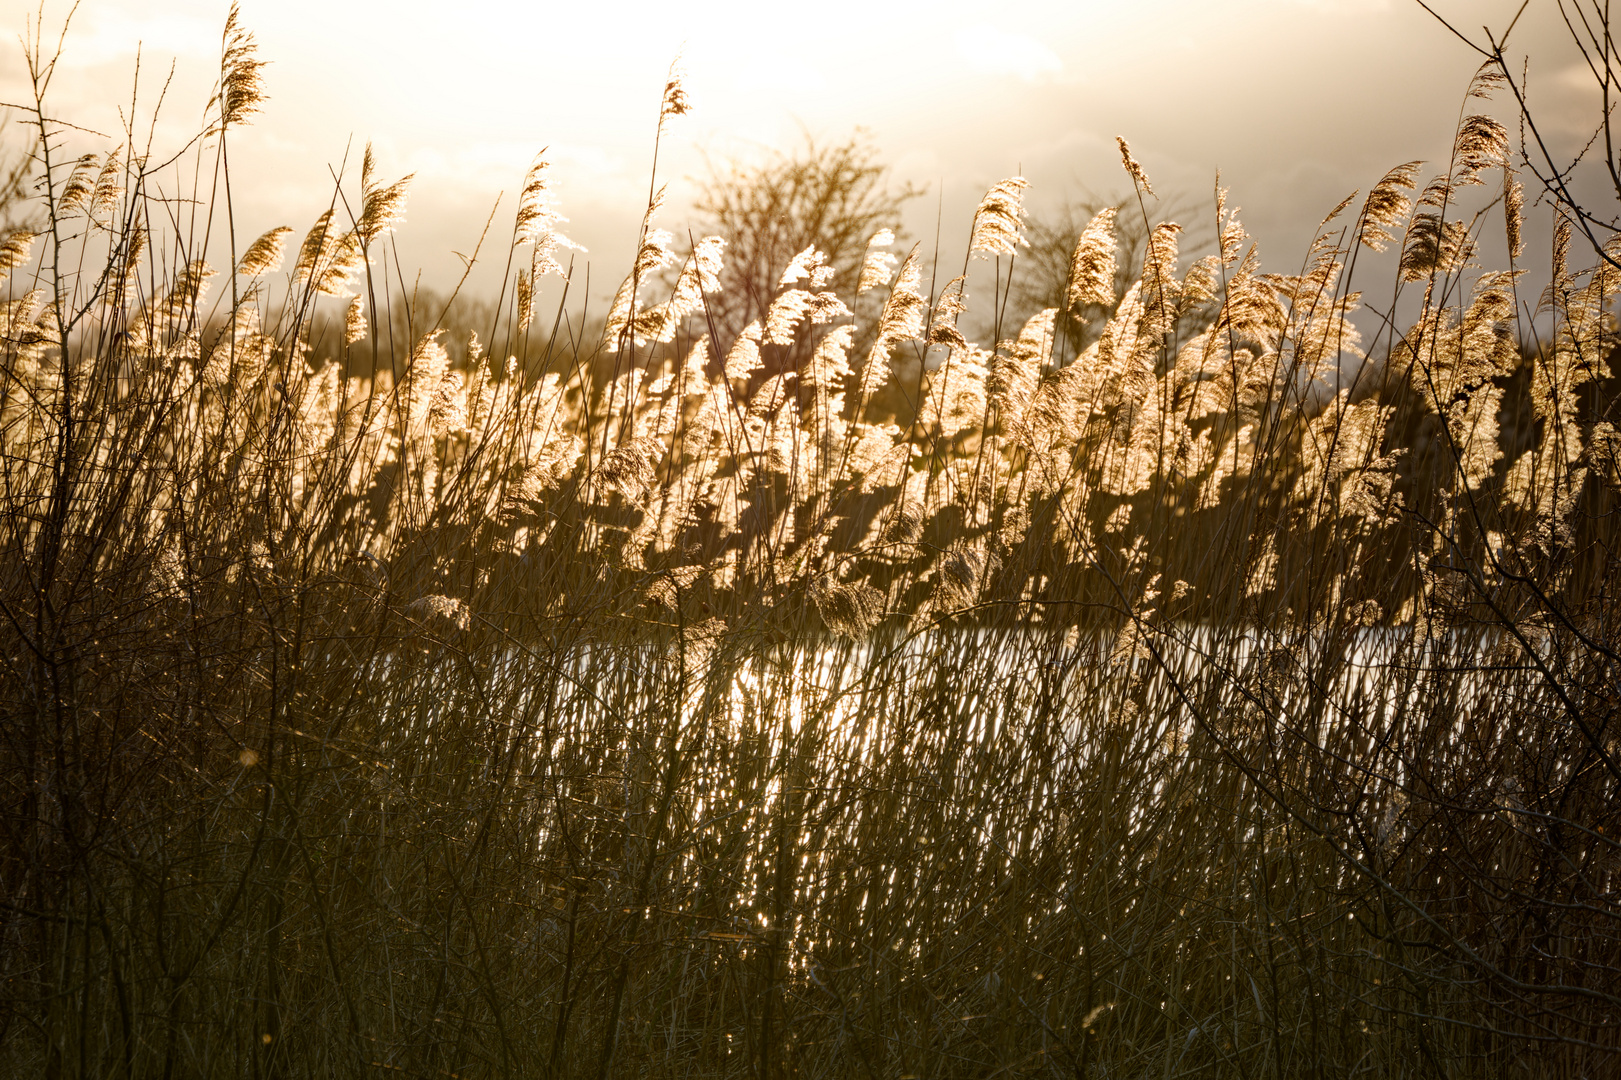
[{"left": 1, "top": 8, "right": 1616, "bottom": 1077}]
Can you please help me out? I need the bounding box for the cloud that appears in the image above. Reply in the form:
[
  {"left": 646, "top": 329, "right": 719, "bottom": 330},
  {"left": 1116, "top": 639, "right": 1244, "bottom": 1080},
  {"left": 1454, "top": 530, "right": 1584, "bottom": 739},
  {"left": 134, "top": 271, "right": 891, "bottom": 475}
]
[
  {"left": 953, "top": 25, "right": 1063, "bottom": 82},
  {"left": 57, "top": 9, "right": 220, "bottom": 68}
]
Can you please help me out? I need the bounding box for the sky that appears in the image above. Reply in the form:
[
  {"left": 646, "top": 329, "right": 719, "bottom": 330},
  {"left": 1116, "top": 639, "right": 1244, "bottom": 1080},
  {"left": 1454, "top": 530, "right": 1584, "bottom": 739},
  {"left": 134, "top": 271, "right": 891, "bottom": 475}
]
[{"left": 0, "top": 0, "right": 1597, "bottom": 307}]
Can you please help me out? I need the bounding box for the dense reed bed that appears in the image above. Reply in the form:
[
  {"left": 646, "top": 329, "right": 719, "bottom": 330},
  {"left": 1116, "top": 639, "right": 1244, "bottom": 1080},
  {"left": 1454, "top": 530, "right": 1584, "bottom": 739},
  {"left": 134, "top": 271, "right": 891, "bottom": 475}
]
[{"left": 1, "top": 8, "right": 1617, "bottom": 1077}]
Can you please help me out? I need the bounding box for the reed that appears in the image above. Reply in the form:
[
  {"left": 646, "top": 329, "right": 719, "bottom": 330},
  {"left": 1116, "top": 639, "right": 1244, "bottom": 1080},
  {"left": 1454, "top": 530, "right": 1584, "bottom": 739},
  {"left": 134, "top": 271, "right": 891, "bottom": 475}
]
[{"left": 0, "top": 7, "right": 1616, "bottom": 1077}]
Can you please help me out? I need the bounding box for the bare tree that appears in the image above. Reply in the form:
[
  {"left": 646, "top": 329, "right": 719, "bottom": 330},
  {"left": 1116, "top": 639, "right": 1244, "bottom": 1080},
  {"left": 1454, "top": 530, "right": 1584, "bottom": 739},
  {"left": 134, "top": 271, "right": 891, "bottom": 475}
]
[{"left": 689, "top": 132, "right": 922, "bottom": 348}]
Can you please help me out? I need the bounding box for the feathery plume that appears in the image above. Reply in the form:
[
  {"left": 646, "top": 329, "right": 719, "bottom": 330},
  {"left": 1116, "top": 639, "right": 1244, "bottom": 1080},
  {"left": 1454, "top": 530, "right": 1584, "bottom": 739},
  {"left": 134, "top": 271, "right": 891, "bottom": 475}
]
[
  {"left": 603, "top": 229, "right": 676, "bottom": 344},
  {"left": 504, "top": 434, "right": 584, "bottom": 518},
  {"left": 1505, "top": 174, "right": 1524, "bottom": 260},
  {"left": 1459, "top": 269, "right": 1524, "bottom": 384},
  {"left": 969, "top": 177, "right": 1029, "bottom": 258},
  {"left": 603, "top": 279, "right": 639, "bottom": 347},
  {"left": 1447, "top": 384, "right": 1503, "bottom": 491},
  {"left": 90, "top": 147, "right": 123, "bottom": 219},
  {"left": 873, "top": 249, "right": 925, "bottom": 342},
  {"left": 632, "top": 302, "right": 682, "bottom": 346},
  {"left": 1400, "top": 213, "right": 1474, "bottom": 282},
  {"left": 317, "top": 233, "right": 365, "bottom": 296},
  {"left": 513, "top": 154, "right": 582, "bottom": 283},
  {"left": 516, "top": 271, "right": 534, "bottom": 332},
  {"left": 883, "top": 499, "right": 925, "bottom": 545},
  {"left": 1106, "top": 590, "right": 1157, "bottom": 668},
  {"left": 1588, "top": 422, "right": 1621, "bottom": 489},
  {"left": 158, "top": 260, "right": 215, "bottom": 324},
  {"left": 989, "top": 308, "right": 1056, "bottom": 426},
  {"left": 513, "top": 155, "right": 583, "bottom": 279},
  {"left": 1182, "top": 255, "right": 1222, "bottom": 306},
  {"left": 513, "top": 154, "right": 556, "bottom": 246},
  {"left": 597, "top": 435, "right": 665, "bottom": 502},
  {"left": 1453, "top": 115, "right": 1509, "bottom": 187},
  {"left": 645, "top": 566, "right": 707, "bottom": 610},
  {"left": 936, "top": 543, "right": 991, "bottom": 609},
  {"left": 810, "top": 574, "right": 886, "bottom": 638},
  {"left": 806, "top": 324, "right": 856, "bottom": 388},
  {"left": 1244, "top": 535, "right": 1279, "bottom": 599},
  {"left": 356, "top": 146, "right": 412, "bottom": 246},
  {"left": 634, "top": 227, "right": 676, "bottom": 279},
  {"left": 779, "top": 244, "right": 828, "bottom": 287},
  {"left": 1137, "top": 222, "right": 1182, "bottom": 352},
  {"left": 935, "top": 276, "right": 968, "bottom": 324},
  {"left": 0, "top": 288, "right": 49, "bottom": 356},
  {"left": 858, "top": 228, "right": 899, "bottom": 292},
  {"left": 1359, "top": 162, "right": 1421, "bottom": 252},
  {"left": 56, "top": 154, "right": 98, "bottom": 217},
  {"left": 685, "top": 235, "right": 727, "bottom": 296},
  {"left": 848, "top": 422, "right": 904, "bottom": 485},
  {"left": 1318, "top": 190, "right": 1358, "bottom": 230},
  {"left": 0, "top": 287, "right": 44, "bottom": 331},
  {"left": 747, "top": 371, "right": 795, "bottom": 418},
  {"left": 345, "top": 295, "right": 367, "bottom": 344},
  {"left": 1535, "top": 466, "right": 1589, "bottom": 556},
  {"left": 638, "top": 241, "right": 724, "bottom": 345},
  {"left": 807, "top": 291, "right": 851, "bottom": 322},
  {"left": 765, "top": 289, "right": 815, "bottom": 345},
  {"left": 1549, "top": 216, "right": 1572, "bottom": 305},
  {"left": 929, "top": 276, "right": 970, "bottom": 350},
  {"left": 0, "top": 231, "right": 35, "bottom": 279},
  {"left": 726, "top": 321, "right": 764, "bottom": 381},
  {"left": 861, "top": 248, "right": 926, "bottom": 397},
  {"left": 416, "top": 335, "right": 468, "bottom": 437},
  {"left": 531, "top": 230, "right": 582, "bottom": 284},
  {"left": 26, "top": 298, "right": 61, "bottom": 349},
  {"left": 1116, "top": 137, "right": 1155, "bottom": 197},
  {"left": 924, "top": 346, "right": 991, "bottom": 439},
  {"left": 1095, "top": 280, "right": 1145, "bottom": 373},
  {"left": 659, "top": 60, "right": 691, "bottom": 123},
  {"left": 1467, "top": 60, "right": 1507, "bottom": 100},
  {"left": 293, "top": 210, "right": 365, "bottom": 296},
  {"left": 1068, "top": 207, "right": 1119, "bottom": 310},
  {"left": 215, "top": 3, "right": 267, "bottom": 132},
  {"left": 407, "top": 331, "right": 450, "bottom": 420},
  {"left": 1217, "top": 189, "right": 1248, "bottom": 266},
  {"left": 196, "top": 320, "right": 270, "bottom": 392},
  {"left": 1344, "top": 449, "right": 1403, "bottom": 524},
  {"left": 673, "top": 617, "right": 726, "bottom": 671},
  {"left": 682, "top": 335, "right": 712, "bottom": 385},
  {"left": 1217, "top": 255, "right": 1288, "bottom": 352},
  {"left": 237, "top": 226, "right": 293, "bottom": 277}
]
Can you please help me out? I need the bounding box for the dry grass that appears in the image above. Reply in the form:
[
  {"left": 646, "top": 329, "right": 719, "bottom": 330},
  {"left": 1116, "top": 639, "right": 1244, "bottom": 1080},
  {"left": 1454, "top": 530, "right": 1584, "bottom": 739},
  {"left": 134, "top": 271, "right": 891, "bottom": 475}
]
[{"left": 0, "top": 9, "right": 1617, "bottom": 1078}]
